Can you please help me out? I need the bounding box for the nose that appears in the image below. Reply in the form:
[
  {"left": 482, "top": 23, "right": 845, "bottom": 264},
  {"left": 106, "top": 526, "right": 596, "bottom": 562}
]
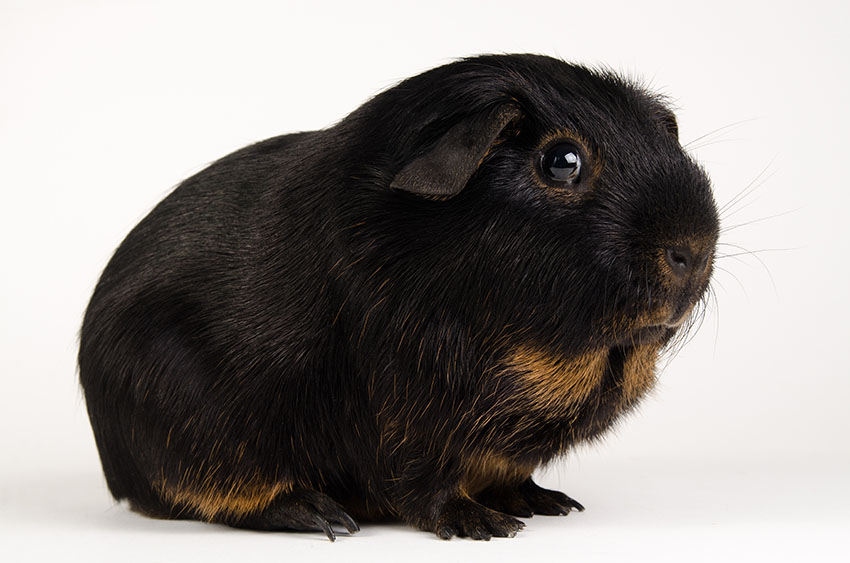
[{"left": 664, "top": 244, "right": 710, "bottom": 280}]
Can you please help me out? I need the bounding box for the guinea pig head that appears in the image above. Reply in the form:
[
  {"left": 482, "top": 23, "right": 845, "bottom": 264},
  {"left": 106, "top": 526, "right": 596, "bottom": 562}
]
[{"left": 354, "top": 55, "right": 719, "bottom": 355}]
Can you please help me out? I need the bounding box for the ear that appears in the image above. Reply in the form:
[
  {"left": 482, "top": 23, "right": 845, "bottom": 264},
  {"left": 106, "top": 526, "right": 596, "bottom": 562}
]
[
  {"left": 657, "top": 108, "right": 679, "bottom": 140},
  {"left": 390, "top": 105, "right": 522, "bottom": 196}
]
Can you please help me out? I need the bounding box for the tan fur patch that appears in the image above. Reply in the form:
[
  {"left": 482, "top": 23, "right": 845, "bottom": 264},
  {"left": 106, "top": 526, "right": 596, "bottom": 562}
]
[
  {"left": 461, "top": 452, "right": 535, "bottom": 497},
  {"left": 506, "top": 345, "right": 608, "bottom": 416},
  {"left": 505, "top": 340, "right": 662, "bottom": 423},
  {"left": 155, "top": 472, "right": 291, "bottom": 521},
  {"left": 620, "top": 342, "right": 662, "bottom": 404}
]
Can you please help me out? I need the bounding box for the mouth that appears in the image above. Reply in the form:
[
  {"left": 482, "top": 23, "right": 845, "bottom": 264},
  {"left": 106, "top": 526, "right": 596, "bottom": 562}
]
[
  {"left": 615, "top": 324, "right": 673, "bottom": 348},
  {"left": 608, "top": 293, "right": 698, "bottom": 350},
  {"left": 664, "top": 302, "right": 696, "bottom": 329}
]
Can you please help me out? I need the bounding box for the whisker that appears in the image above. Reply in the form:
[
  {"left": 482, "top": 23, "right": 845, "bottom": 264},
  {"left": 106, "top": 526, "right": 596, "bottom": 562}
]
[
  {"left": 713, "top": 265, "right": 747, "bottom": 295},
  {"left": 716, "top": 242, "right": 796, "bottom": 257},
  {"left": 682, "top": 118, "right": 760, "bottom": 150},
  {"left": 661, "top": 292, "right": 708, "bottom": 365},
  {"left": 716, "top": 243, "right": 780, "bottom": 293},
  {"left": 706, "top": 285, "right": 721, "bottom": 356},
  {"left": 601, "top": 267, "right": 613, "bottom": 334},
  {"left": 685, "top": 137, "right": 745, "bottom": 152},
  {"left": 714, "top": 252, "right": 757, "bottom": 272},
  {"left": 718, "top": 160, "right": 776, "bottom": 218},
  {"left": 720, "top": 189, "right": 773, "bottom": 224},
  {"left": 709, "top": 275, "right": 729, "bottom": 295},
  {"left": 662, "top": 322, "right": 688, "bottom": 367},
  {"left": 688, "top": 300, "right": 709, "bottom": 346},
  {"left": 720, "top": 207, "right": 800, "bottom": 234},
  {"left": 681, "top": 303, "right": 705, "bottom": 350},
  {"left": 716, "top": 248, "right": 794, "bottom": 258}
]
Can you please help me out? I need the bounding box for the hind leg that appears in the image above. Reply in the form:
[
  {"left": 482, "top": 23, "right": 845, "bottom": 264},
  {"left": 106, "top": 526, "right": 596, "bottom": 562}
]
[{"left": 227, "top": 487, "right": 360, "bottom": 541}]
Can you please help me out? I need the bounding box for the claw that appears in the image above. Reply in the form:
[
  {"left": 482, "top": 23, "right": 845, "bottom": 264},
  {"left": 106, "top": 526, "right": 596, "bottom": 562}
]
[
  {"left": 338, "top": 511, "right": 360, "bottom": 534},
  {"left": 437, "top": 525, "right": 456, "bottom": 540},
  {"left": 313, "top": 514, "right": 336, "bottom": 542},
  {"left": 567, "top": 498, "right": 585, "bottom": 512}
]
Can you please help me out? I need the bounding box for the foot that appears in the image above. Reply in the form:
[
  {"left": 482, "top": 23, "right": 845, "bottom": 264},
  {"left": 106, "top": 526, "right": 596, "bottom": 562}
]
[
  {"left": 433, "top": 497, "right": 525, "bottom": 540},
  {"left": 228, "top": 487, "right": 359, "bottom": 541},
  {"left": 477, "top": 478, "right": 584, "bottom": 517}
]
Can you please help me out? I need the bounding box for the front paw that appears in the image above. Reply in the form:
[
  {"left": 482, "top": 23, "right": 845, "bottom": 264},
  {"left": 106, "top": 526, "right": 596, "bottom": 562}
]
[
  {"left": 477, "top": 478, "right": 585, "bottom": 517},
  {"left": 433, "top": 497, "right": 525, "bottom": 540},
  {"left": 475, "top": 486, "right": 533, "bottom": 517},
  {"left": 518, "top": 479, "right": 584, "bottom": 515}
]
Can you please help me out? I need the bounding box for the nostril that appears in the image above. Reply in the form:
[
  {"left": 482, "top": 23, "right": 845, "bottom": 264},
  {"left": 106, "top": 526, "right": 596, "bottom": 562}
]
[{"left": 665, "top": 246, "right": 692, "bottom": 277}]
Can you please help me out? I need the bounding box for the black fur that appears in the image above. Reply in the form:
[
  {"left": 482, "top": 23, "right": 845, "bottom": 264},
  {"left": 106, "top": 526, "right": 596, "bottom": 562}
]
[{"left": 79, "top": 54, "right": 719, "bottom": 540}]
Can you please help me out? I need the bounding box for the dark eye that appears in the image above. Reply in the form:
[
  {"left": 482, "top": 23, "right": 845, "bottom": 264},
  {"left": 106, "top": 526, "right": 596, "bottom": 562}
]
[{"left": 541, "top": 142, "right": 582, "bottom": 184}]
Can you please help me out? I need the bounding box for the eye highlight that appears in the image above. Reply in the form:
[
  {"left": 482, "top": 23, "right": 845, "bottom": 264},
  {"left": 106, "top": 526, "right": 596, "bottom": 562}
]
[{"left": 541, "top": 142, "right": 582, "bottom": 185}]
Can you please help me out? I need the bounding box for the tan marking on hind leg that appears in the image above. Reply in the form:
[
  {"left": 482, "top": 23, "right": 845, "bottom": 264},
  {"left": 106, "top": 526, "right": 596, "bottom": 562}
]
[{"left": 154, "top": 472, "right": 292, "bottom": 521}]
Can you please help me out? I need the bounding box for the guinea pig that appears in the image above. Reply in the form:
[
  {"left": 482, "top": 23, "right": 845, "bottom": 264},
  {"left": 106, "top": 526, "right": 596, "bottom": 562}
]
[{"left": 78, "top": 53, "right": 719, "bottom": 541}]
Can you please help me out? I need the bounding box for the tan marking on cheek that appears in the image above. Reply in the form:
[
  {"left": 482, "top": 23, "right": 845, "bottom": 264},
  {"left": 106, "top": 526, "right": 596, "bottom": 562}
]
[
  {"left": 506, "top": 345, "right": 608, "bottom": 415},
  {"left": 460, "top": 452, "right": 535, "bottom": 497},
  {"left": 155, "top": 473, "right": 291, "bottom": 521}
]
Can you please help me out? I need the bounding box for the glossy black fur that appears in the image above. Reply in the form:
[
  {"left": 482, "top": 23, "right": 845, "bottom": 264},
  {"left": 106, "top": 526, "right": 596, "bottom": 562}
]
[{"left": 79, "top": 54, "right": 719, "bottom": 540}]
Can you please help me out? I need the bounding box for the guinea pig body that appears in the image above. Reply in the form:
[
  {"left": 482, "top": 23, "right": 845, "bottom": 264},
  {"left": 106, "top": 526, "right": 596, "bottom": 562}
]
[{"left": 79, "top": 54, "right": 719, "bottom": 540}]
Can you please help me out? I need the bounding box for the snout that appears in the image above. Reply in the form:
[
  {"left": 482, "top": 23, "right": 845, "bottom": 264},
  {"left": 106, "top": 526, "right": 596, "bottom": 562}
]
[
  {"left": 657, "top": 239, "right": 715, "bottom": 326},
  {"left": 663, "top": 244, "right": 711, "bottom": 281}
]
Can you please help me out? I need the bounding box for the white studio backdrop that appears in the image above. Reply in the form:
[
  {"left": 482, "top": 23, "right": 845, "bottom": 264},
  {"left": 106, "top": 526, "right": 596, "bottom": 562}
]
[{"left": 1, "top": 1, "right": 848, "bottom": 561}]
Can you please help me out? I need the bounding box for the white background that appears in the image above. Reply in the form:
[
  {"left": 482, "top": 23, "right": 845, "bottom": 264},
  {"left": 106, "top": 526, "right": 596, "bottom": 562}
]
[{"left": 2, "top": 0, "right": 848, "bottom": 561}]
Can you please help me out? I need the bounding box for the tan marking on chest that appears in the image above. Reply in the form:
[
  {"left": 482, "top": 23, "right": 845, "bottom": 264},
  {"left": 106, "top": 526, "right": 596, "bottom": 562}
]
[
  {"left": 506, "top": 345, "right": 608, "bottom": 416},
  {"left": 620, "top": 342, "right": 662, "bottom": 404},
  {"left": 505, "top": 342, "right": 663, "bottom": 417}
]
